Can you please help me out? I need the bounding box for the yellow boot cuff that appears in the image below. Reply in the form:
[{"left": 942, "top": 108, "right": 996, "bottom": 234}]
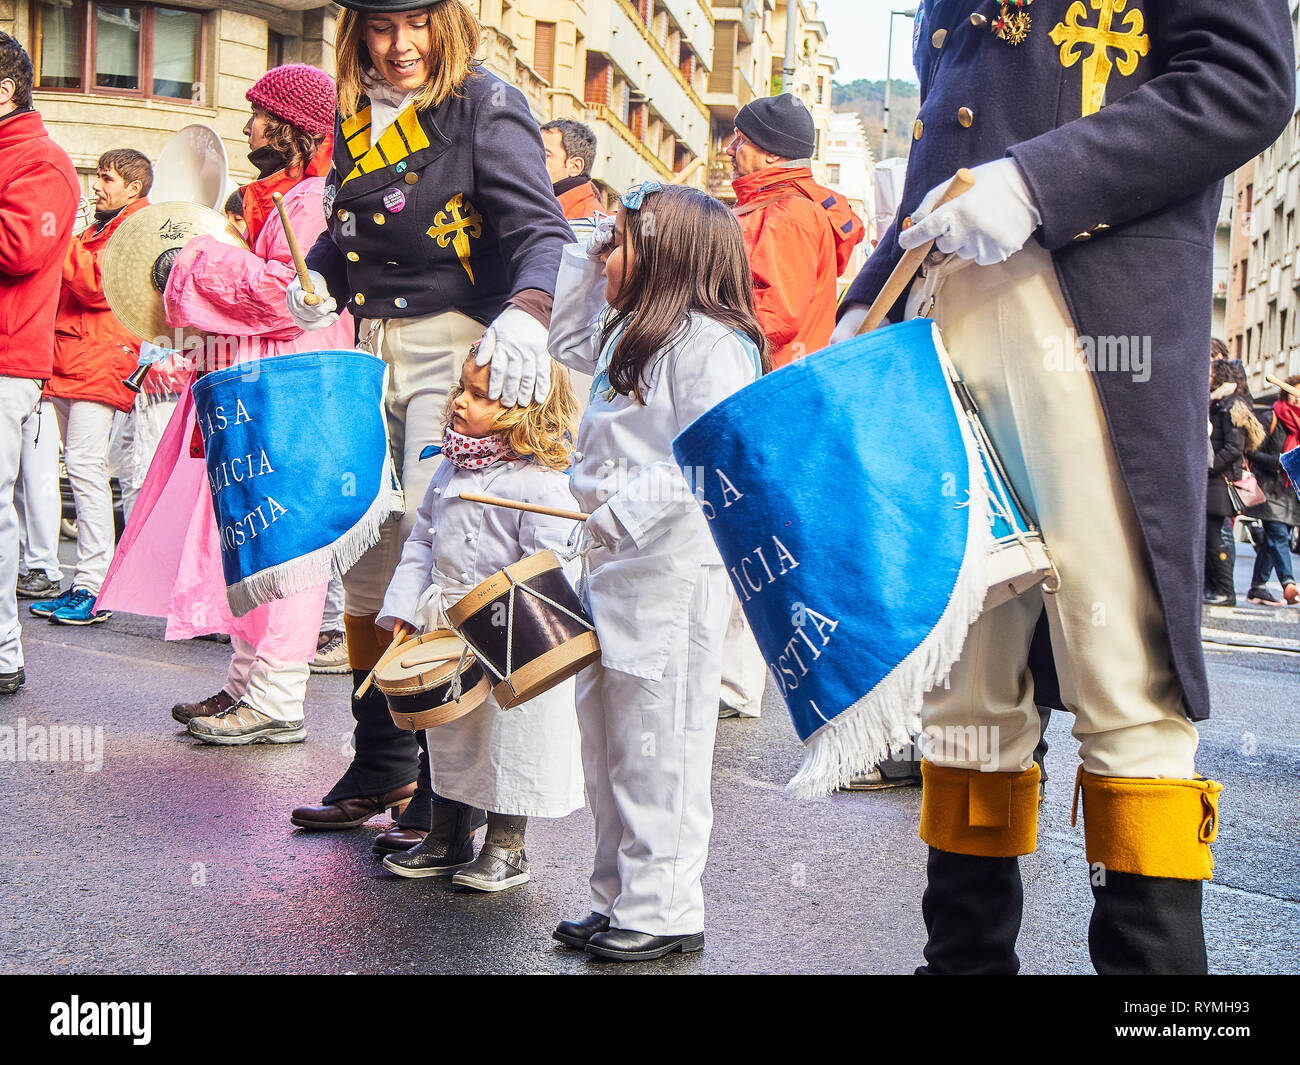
[
  {"left": 1072, "top": 769, "right": 1222, "bottom": 881},
  {"left": 918, "top": 759, "right": 1040, "bottom": 857},
  {"left": 344, "top": 612, "right": 387, "bottom": 671}
]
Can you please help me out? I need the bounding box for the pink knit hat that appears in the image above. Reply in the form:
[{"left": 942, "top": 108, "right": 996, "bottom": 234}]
[{"left": 246, "top": 64, "right": 336, "bottom": 138}]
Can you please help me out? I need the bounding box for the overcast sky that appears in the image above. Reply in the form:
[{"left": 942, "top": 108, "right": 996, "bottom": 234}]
[{"left": 816, "top": 0, "right": 921, "bottom": 85}]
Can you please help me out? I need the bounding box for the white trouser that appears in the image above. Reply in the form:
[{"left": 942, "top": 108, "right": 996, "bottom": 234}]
[
  {"left": 116, "top": 395, "right": 179, "bottom": 522},
  {"left": 719, "top": 592, "right": 767, "bottom": 716},
  {"left": 50, "top": 397, "right": 117, "bottom": 596},
  {"left": 225, "top": 636, "right": 310, "bottom": 723},
  {"left": 1, "top": 377, "right": 42, "bottom": 672},
  {"left": 576, "top": 565, "right": 729, "bottom": 937},
  {"left": 912, "top": 242, "right": 1198, "bottom": 778},
  {"left": 321, "top": 574, "right": 345, "bottom": 633},
  {"left": 344, "top": 311, "right": 486, "bottom": 616},
  {"left": 15, "top": 398, "right": 62, "bottom": 577}
]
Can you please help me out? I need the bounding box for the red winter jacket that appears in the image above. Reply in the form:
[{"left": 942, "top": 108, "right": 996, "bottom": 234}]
[
  {"left": 0, "top": 109, "right": 80, "bottom": 380},
  {"left": 46, "top": 197, "right": 151, "bottom": 413},
  {"left": 556, "top": 179, "right": 603, "bottom": 220},
  {"left": 733, "top": 165, "right": 865, "bottom": 369}
]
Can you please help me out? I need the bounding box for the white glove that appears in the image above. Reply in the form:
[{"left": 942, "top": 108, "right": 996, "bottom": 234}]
[
  {"left": 286, "top": 270, "right": 339, "bottom": 332},
  {"left": 475, "top": 306, "right": 551, "bottom": 407},
  {"left": 413, "top": 584, "right": 445, "bottom": 633},
  {"left": 583, "top": 502, "right": 629, "bottom": 551},
  {"left": 830, "top": 303, "right": 870, "bottom": 345},
  {"left": 899, "top": 159, "right": 1042, "bottom": 267},
  {"left": 585, "top": 215, "right": 616, "bottom": 260}
]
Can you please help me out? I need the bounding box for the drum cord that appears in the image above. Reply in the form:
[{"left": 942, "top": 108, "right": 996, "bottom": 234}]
[{"left": 470, "top": 564, "right": 596, "bottom": 687}]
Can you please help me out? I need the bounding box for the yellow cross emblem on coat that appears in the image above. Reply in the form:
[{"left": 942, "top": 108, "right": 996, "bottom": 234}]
[
  {"left": 427, "top": 193, "right": 483, "bottom": 284},
  {"left": 1049, "top": 0, "right": 1149, "bottom": 117}
]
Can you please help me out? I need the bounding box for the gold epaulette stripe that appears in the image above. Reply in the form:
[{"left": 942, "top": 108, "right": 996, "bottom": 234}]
[{"left": 342, "top": 106, "right": 430, "bottom": 185}]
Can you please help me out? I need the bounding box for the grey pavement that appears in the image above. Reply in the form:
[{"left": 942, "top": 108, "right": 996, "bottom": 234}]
[{"left": 1, "top": 541, "right": 1297, "bottom": 974}]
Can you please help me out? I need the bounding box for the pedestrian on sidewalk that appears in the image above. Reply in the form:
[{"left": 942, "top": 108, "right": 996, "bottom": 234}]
[
  {"left": 1206, "top": 359, "right": 1264, "bottom": 607},
  {"left": 1245, "top": 373, "right": 1300, "bottom": 605},
  {"left": 97, "top": 65, "right": 350, "bottom": 746},
  {"left": 27, "top": 148, "right": 152, "bottom": 627},
  {"left": 0, "top": 32, "right": 79, "bottom": 696}
]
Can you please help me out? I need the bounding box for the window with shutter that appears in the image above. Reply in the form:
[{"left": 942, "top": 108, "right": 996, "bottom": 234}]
[{"left": 534, "top": 21, "right": 556, "bottom": 84}]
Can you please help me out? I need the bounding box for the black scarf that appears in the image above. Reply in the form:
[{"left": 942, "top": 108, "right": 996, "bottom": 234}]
[
  {"left": 92, "top": 204, "right": 127, "bottom": 234},
  {"left": 248, "top": 145, "right": 289, "bottom": 179}
]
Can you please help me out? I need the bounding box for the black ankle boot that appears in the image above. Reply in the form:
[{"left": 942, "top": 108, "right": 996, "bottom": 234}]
[
  {"left": 1089, "top": 871, "right": 1208, "bottom": 974},
  {"left": 381, "top": 792, "right": 486, "bottom": 879},
  {"left": 917, "top": 847, "right": 1024, "bottom": 975}
]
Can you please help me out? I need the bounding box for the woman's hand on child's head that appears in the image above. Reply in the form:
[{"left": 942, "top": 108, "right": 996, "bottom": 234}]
[
  {"left": 585, "top": 215, "right": 616, "bottom": 261},
  {"left": 393, "top": 619, "right": 415, "bottom": 643}
]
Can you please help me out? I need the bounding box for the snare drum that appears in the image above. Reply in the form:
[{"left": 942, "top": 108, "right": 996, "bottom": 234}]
[
  {"left": 446, "top": 550, "right": 601, "bottom": 709},
  {"left": 943, "top": 356, "right": 1058, "bottom": 611},
  {"left": 374, "top": 630, "right": 491, "bottom": 731}
]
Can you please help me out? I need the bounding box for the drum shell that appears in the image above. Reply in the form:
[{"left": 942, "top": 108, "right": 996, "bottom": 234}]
[
  {"left": 375, "top": 631, "right": 491, "bottom": 730},
  {"left": 447, "top": 550, "right": 601, "bottom": 709}
]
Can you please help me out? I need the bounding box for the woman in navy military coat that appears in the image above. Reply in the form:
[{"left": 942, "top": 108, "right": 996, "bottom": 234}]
[{"left": 285, "top": 0, "right": 574, "bottom": 859}]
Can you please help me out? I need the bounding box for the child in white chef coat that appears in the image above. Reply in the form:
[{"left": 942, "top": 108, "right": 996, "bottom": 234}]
[
  {"left": 547, "top": 183, "right": 767, "bottom": 960},
  {"left": 376, "top": 350, "right": 586, "bottom": 893}
]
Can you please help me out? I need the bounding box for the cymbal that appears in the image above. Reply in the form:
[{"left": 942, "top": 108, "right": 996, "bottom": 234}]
[{"left": 103, "top": 201, "right": 247, "bottom": 344}]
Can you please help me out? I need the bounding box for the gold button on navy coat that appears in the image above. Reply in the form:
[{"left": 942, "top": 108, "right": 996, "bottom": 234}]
[{"left": 846, "top": 0, "right": 1296, "bottom": 722}]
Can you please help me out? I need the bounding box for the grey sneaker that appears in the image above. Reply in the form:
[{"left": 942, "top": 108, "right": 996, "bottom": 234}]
[
  {"left": 172, "top": 688, "right": 237, "bottom": 725},
  {"left": 15, "top": 572, "right": 59, "bottom": 599},
  {"left": 310, "top": 629, "right": 349, "bottom": 674},
  {"left": 451, "top": 844, "right": 530, "bottom": 892},
  {"left": 187, "top": 701, "right": 306, "bottom": 745}
]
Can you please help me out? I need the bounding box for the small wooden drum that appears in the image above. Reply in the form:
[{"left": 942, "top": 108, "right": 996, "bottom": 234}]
[
  {"left": 446, "top": 550, "right": 601, "bottom": 709},
  {"left": 374, "top": 630, "right": 491, "bottom": 731}
]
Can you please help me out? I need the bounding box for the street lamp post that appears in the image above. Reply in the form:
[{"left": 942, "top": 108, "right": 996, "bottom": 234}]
[{"left": 882, "top": 8, "right": 918, "bottom": 162}]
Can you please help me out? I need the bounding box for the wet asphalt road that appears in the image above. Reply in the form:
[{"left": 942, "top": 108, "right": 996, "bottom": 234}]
[{"left": 1, "top": 548, "right": 1297, "bottom": 974}]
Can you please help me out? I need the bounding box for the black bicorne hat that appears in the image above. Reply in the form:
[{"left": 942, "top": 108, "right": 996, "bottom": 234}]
[{"left": 334, "top": 0, "right": 448, "bottom": 12}]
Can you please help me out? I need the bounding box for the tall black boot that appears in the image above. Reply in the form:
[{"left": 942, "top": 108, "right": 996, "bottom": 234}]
[
  {"left": 321, "top": 668, "right": 421, "bottom": 804},
  {"left": 917, "top": 848, "right": 1024, "bottom": 974},
  {"left": 1089, "top": 872, "right": 1207, "bottom": 974},
  {"left": 395, "top": 729, "right": 435, "bottom": 831},
  {"left": 1076, "top": 769, "right": 1219, "bottom": 975},
  {"left": 916, "top": 760, "right": 1040, "bottom": 974}
]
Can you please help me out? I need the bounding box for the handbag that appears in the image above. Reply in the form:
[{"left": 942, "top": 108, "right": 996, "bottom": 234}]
[{"left": 1226, "top": 469, "right": 1266, "bottom": 511}]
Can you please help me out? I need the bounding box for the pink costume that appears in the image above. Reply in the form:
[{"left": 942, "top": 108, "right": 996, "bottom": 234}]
[{"left": 99, "top": 176, "right": 354, "bottom": 667}]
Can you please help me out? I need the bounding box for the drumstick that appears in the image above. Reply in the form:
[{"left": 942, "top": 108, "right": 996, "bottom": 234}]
[
  {"left": 1267, "top": 374, "right": 1300, "bottom": 399},
  {"left": 272, "top": 191, "right": 322, "bottom": 306},
  {"left": 856, "top": 168, "right": 976, "bottom": 336},
  {"left": 356, "top": 631, "right": 413, "bottom": 697},
  {"left": 399, "top": 649, "right": 461, "bottom": 670},
  {"left": 458, "top": 490, "right": 590, "bottom": 522}
]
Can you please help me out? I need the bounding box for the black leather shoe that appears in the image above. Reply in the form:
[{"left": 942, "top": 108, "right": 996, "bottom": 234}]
[
  {"left": 585, "top": 928, "right": 704, "bottom": 961},
  {"left": 552, "top": 912, "right": 610, "bottom": 949}
]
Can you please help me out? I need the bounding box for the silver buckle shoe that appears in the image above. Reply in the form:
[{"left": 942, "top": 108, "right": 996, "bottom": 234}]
[{"left": 451, "top": 844, "right": 530, "bottom": 892}]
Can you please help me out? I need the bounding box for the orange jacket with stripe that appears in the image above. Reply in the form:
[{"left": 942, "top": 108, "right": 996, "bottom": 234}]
[{"left": 733, "top": 165, "right": 865, "bottom": 369}]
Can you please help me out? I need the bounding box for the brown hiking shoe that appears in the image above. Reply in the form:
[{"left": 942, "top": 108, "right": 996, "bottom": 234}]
[
  {"left": 171, "top": 689, "right": 237, "bottom": 726},
  {"left": 187, "top": 701, "right": 306, "bottom": 745}
]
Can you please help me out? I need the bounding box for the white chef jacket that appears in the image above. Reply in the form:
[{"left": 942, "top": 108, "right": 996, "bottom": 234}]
[
  {"left": 548, "top": 244, "right": 761, "bottom": 681},
  {"left": 378, "top": 456, "right": 586, "bottom": 818}
]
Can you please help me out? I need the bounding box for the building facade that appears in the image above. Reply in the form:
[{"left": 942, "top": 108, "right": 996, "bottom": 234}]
[
  {"left": 6, "top": 0, "right": 858, "bottom": 219},
  {"left": 1225, "top": 1, "right": 1300, "bottom": 397}
]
